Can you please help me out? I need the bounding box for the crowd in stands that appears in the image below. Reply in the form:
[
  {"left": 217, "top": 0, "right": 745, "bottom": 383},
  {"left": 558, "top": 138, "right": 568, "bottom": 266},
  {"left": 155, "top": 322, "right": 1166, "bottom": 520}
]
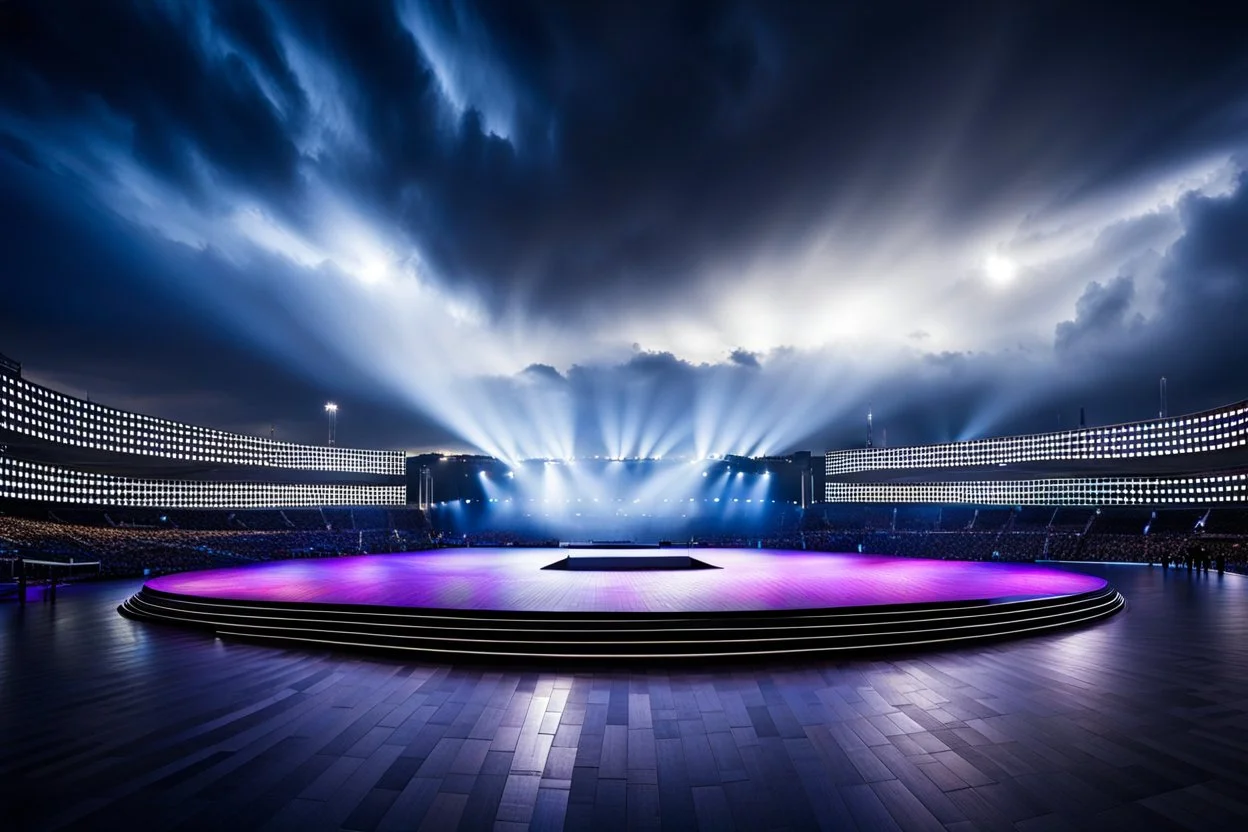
[
  {"left": 4, "top": 503, "right": 1248, "bottom": 582},
  {"left": 682, "top": 505, "right": 1248, "bottom": 575},
  {"left": 447, "top": 530, "right": 562, "bottom": 548},
  {"left": 0, "top": 508, "right": 435, "bottom": 580}
]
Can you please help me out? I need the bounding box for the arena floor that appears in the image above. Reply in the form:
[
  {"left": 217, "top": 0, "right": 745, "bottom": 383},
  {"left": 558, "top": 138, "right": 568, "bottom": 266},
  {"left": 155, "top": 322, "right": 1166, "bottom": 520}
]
[{"left": 4, "top": 562, "right": 1248, "bottom": 830}]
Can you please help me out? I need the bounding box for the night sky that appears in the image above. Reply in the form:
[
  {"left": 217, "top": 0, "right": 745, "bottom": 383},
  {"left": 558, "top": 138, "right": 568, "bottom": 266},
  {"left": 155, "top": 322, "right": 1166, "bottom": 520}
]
[{"left": 2, "top": 1, "right": 1247, "bottom": 459}]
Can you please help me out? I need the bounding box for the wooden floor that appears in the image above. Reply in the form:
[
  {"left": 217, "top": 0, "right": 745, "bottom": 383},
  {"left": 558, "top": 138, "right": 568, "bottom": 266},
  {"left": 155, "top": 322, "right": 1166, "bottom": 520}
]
[{"left": 3, "top": 563, "right": 1248, "bottom": 831}]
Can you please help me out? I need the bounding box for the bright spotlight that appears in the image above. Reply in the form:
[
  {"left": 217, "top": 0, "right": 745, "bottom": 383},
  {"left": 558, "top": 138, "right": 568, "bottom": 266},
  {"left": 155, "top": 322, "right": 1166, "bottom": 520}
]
[
  {"left": 985, "top": 253, "right": 1017, "bottom": 285},
  {"left": 323, "top": 402, "right": 338, "bottom": 445}
]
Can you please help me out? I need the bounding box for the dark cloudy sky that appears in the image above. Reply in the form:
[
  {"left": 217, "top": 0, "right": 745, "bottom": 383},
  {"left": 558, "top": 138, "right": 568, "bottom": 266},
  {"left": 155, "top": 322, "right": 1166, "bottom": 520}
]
[{"left": 2, "top": 1, "right": 1247, "bottom": 459}]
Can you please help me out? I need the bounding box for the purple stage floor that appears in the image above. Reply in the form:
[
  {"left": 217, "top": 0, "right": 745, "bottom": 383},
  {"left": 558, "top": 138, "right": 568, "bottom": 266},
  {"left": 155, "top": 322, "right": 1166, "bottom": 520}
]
[{"left": 145, "top": 549, "right": 1107, "bottom": 614}]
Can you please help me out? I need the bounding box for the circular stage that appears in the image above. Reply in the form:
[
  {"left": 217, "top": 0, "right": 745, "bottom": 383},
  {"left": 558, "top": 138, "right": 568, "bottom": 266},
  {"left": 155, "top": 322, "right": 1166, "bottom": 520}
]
[{"left": 119, "top": 549, "right": 1124, "bottom": 659}]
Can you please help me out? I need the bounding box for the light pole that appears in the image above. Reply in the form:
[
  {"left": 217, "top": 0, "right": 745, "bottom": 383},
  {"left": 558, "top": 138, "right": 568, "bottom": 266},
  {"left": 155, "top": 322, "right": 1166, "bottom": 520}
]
[
  {"left": 419, "top": 466, "right": 433, "bottom": 510},
  {"left": 324, "top": 402, "right": 338, "bottom": 446}
]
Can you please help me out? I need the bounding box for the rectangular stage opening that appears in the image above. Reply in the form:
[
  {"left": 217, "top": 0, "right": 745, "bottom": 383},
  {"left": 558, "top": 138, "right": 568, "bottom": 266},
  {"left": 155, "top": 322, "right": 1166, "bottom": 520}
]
[{"left": 543, "top": 550, "right": 719, "bottom": 571}]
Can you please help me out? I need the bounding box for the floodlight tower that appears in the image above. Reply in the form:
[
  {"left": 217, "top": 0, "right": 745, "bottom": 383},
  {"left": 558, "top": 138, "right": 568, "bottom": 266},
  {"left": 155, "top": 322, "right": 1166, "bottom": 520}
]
[
  {"left": 1159, "top": 377, "right": 1168, "bottom": 419},
  {"left": 418, "top": 466, "right": 433, "bottom": 510},
  {"left": 866, "top": 405, "right": 874, "bottom": 449},
  {"left": 324, "top": 402, "right": 338, "bottom": 446}
]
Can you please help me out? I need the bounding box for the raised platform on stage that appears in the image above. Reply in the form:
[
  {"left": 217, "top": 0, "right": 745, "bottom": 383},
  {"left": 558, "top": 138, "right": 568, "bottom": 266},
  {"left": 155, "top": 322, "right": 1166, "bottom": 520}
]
[
  {"left": 120, "top": 549, "right": 1123, "bottom": 659},
  {"left": 547, "top": 550, "right": 712, "bottom": 570}
]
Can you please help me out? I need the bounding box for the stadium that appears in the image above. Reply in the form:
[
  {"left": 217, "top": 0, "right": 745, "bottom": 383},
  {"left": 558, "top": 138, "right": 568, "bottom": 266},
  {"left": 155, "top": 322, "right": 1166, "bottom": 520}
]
[
  {"left": 6, "top": 345, "right": 1248, "bottom": 827},
  {"left": 7, "top": 4, "right": 1248, "bottom": 828}
]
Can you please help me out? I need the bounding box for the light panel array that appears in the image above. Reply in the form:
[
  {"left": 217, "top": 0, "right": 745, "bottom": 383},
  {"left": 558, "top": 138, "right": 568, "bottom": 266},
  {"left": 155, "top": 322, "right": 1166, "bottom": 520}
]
[
  {"left": 826, "top": 402, "right": 1248, "bottom": 476},
  {"left": 0, "top": 376, "right": 404, "bottom": 475},
  {"left": 0, "top": 457, "right": 405, "bottom": 508},
  {"left": 826, "top": 472, "right": 1248, "bottom": 506}
]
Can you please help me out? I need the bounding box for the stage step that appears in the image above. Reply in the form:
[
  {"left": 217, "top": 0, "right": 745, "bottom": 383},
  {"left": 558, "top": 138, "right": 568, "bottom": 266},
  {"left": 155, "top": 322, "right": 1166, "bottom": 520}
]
[{"left": 120, "top": 584, "right": 1123, "bottom": 660}]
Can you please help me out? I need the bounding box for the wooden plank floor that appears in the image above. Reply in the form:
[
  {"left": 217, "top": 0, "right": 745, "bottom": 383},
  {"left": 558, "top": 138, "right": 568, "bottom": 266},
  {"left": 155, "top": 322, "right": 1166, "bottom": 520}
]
[{"left": 3, "top": 564, "right": 1248, "bottom": 830}]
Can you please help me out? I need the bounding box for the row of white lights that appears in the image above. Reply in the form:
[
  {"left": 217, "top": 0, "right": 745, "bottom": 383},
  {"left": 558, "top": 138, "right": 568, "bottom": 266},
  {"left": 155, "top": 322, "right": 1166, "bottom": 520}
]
[
  {"left": 825, "top": 471, "right": 1248, "bottom": 506},
  {"left": 0, "top": 457, "right": 405, "bottom": 508},
  {"left": 827, "top": 403, "right": 1248, "bottom": 475},
  {"left": 0, "top": 377, "right": 402, "bottom": 474}
]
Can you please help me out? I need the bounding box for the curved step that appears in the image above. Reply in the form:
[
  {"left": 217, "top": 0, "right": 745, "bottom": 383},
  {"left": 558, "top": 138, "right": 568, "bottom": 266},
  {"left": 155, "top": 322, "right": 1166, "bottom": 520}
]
[{"left": 120, "top": 584, "right": 1124, "bottom": 660}]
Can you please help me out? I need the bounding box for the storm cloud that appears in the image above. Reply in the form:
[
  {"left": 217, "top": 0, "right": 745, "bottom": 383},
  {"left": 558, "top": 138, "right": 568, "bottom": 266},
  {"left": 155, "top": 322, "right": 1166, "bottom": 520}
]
[{"left": 2, "top": 1, "right": 1247, "bottom": 456}]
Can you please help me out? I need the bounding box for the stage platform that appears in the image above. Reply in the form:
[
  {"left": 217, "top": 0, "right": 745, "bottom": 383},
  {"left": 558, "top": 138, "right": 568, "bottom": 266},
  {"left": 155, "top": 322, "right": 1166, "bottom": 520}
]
[
  {"left": 119, "top": 549, "right": 1123, "bottom": 659},
  {"left": 546, "top": 550, "right": 710, "bottom": 570}
]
